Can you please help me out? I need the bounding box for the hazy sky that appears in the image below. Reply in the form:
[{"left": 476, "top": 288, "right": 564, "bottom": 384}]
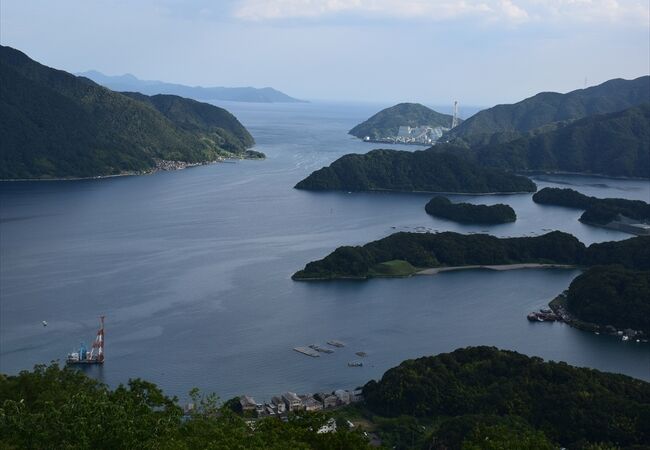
[{"left": 1, "top": 0, "right": 648, "bottom": 105}]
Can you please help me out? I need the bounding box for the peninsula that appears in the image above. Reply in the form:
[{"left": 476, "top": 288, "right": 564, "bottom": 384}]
[
  {"left": 349, "top": 103, "right": 459, "bottom": 145},
  {"left": 425, "top": 196, "right": 516, "bottom": 224},
  {"left": 0, "top": 45, "right": 261, "bottom": 180},
  {"left": 295, "top": 149, "right": 536, "bottom": 194},
  {"left": 292, "top": 232, "right": 649, "bottom": 280},
  {"left": 533, "top": 187, "right": 650, "bottom": 234}
]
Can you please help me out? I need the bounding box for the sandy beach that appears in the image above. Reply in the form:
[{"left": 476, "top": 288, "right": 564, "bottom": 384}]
[{"left": 416, "top": 263, "right": 577, "bottom": 276}]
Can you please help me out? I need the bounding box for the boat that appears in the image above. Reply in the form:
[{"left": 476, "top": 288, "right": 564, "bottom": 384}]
[
  {"left": 348, "top": 361, "right": 363, "bottom": 367},
  {"left": 622, "top": 335, "right": 630, "bottom": 341},
  {"left": 42, "top": 320, "right": 47, "bottom": 327},
  {"left": 327, "top": 340, "right": 345, "bottom": 347},
  {"left": 355, "top": 351, "right": 367, "bottom": 357},
  {"left": 66, "top": 316, "right": 105, "bottom": 365}
]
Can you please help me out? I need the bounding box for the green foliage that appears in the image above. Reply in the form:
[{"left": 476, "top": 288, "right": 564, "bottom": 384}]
[
  {"left": 533, "top": 187, "right": 650, "bottom": 225},
  {"left": 362, "top": 346, "right": 650, "bottom": 449},
  {"left": 567, "top": 265, "right": 650, "bottom": 334},
  {"left": 0, "top": 45, "right": 258, "bottom": 179},
  {"left": 425, "top": 196, "right": 517, "bottom": 224},
  {"left": 445, "top": 76, "right": 649, "bottom": 148},
  {"left": 369, "top": 259, "right": 418, "bottom": 277},
  {"left": 470, "top": 104, "right": 650, "bottom": 178},
  {"left": 295, "top": 149, "right": 536, "bottom": 193},
  {"left": 0, "top": 364, "right": 370, "bottom": 449},
  {"left": 349, "top": 103, "right": 457, "bottom": 139},
  {"left": 292, "top": 231, "right": 585, "bottom": 280},
  {"left": 583, "top": 236, "right": 650, "bottom": 270}
]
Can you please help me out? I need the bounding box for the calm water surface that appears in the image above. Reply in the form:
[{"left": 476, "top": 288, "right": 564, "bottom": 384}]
[{"left": 1, "top": 101, "right": 649, "bottom": 401}]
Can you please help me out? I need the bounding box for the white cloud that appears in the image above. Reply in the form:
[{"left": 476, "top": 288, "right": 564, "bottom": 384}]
[{"left": 233, "top": 0, "right": 649, "bottom": 26}]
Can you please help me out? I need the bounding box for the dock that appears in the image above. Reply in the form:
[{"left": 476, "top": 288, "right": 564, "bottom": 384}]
[
  {"left": 309, "top": 344, "right": 334, "bottom": 354},
  {"left": 327, "top": 340, "right": 345, "bottom": 348},
  {"left": 294, "top": 346, "right": 320, "bottom": 357}
]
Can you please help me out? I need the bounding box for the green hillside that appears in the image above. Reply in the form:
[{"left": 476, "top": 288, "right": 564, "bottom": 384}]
[
  {"left": 445, "top": 76, "right": 650, "bottom": 147},
  {"left": 295, "top": 149, "right": 536, "bottom": 193},
  {"left": 472, "top": 104, "right": 650, "bottom": 178},
  {"left": 349, "top": 103, "right": 458, "bottom": 139},
  {"left": 362, "top": 346, "right": 650, "bottom": 449},
  {"left": 0, "top": 45, "right": 258, "bottom": 179}
]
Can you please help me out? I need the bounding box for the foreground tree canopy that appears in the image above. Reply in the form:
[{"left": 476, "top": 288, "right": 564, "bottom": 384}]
[
  {"left": 0, "top": 364, "right": 369, "bottom": 449},
  {"left": 363, "top": 346, "right": 650, "bottom": 449}
]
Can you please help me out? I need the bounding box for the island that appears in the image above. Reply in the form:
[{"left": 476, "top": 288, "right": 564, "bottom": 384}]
[
  {"left": 292, "top": 231, "right": 587, "bottom": 280},
  {"left": 533, "top": 187, "right": 650, "bottom": 234},
  {"left": 292, "top": 231, "right": 650, "bottom": 280},
  {"left": 425, "top": 196, "right": 516, "bottom": 224},
  {"left": 0, "top": 45, "right": 262, "bottom": 180},
  {"left": 295, "top": 149, "right": 536, "bottom": 194},
  {"left": 4, "top": 347, "right": 649, "bottom": 449},
  {"left": 349, "top": 103, "right": 459, "bottom": 145},
  {"left": 79, "top": 70, "right": 306, "bottom": 103}
]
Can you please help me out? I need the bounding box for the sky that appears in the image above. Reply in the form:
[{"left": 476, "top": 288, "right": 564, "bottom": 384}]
[{"left": 1, "top": 0, "right": 649, "bottom": 106}]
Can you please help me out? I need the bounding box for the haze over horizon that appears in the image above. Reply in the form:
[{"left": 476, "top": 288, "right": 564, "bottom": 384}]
[{"left": 1, "top": 0, "right": 649, "bottom": 106}]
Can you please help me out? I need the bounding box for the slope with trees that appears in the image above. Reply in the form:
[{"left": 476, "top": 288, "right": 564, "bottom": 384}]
[
  {"left": 444, "top": 76, "right": 650, "bottom": 147},
  {"left": 362, "top": 346, "right": 650, "bottom": 449},
  {"left": 0, "top": 45, "right": 259, "bottom": 179}
]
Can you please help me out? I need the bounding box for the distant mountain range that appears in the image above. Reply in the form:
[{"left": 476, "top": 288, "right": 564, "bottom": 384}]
[
  {"left": 349, "top": 103, "right": 459, "bottom": 140},
  {"left": 0, "top": 45, "right": 260, "bottom": 179},
  {"left": 444, "top": 76, "right": 650, "bottom": 147},
  {"left": 78, "top": 70, "right": 306, "bottom": 104}
]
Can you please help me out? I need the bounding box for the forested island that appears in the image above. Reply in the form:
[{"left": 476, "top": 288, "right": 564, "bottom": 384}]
[
  {"left": 443, "top": 76, "right": 649, "bottom": 148},
  {"left": 293, "top": 232, "right": 650, "bottom": 280},
  {"left": 425, "top": 196, "right": 516, "bottom": 224},
  {"left": 533, "top": 187, "right": 650, "bottom": 231},
  {"left": 295, "top": 149, "right": 536, "bottom": 194},
  {"left": 348, "top": 103, "right": 457, "bottom": 140},
  {"left": 3, "top": 347, "right": 648, "bottom": 449},
  {"left": 0, "top": 45, "right": 261, "bottom": 179}
]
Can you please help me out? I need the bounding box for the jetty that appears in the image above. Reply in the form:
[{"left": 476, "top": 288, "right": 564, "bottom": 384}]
[{"left": 294, "top": 346, "right": 320, "bottom": 357}]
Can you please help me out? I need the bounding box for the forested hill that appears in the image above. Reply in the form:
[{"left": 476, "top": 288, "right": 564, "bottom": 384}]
[
  {"left": 444, "top": 76, "right": 650, "bottom": 146},
  {"left": 120, "top": 92, "right": 255, "bottom": 154},
  {"left": 471, "top": 104, "right": 650, "bottom": 179},
  {"left": 362, "top": 346, "right": 650, "bottom": 449},
  {"left": 79, "top": 70, "right": 305, "bottom": 103},
  {"left": 349, "top": 103, "right": 458, "bottom": 139},
  {"left": 0, "top": 45, "right": 257, "bottom": 179},
  {"left": 295, "top": 149, "right": 536, "bottom": 194}
]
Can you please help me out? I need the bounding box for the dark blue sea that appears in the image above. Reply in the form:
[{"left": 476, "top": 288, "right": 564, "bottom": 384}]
[{"left": 1, "top": 101, "right": 649, "bottom": 402}]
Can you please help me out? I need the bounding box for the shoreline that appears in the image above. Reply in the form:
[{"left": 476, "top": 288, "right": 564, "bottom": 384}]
[
  {"left": 416, "top": 263, "right": 577, "bottom": 276},
  {"left": 0, "top": 154, "right": 265, "bottom": 182},
  {"left": 297, "top": 187, "right": 535, "bottom": 196}
]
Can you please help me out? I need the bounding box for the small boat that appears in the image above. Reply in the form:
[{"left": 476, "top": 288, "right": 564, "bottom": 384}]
[
  {"left": 42, "top": 321, "right": 48, "bottom": 327},
  {"left": 327, "top": 340, "right": 345, "bottom": 348},
  {"left": 348, "top": 361, "right": 363, "bottom": 367},
  {"left": 622, "top": 335, "right": 630, "bottom": 341},
  {"left": 355, "top": 351, "right": 367, "bottom": 357}
]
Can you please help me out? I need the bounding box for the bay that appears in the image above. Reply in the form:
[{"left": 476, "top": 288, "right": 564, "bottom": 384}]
[{"left": 1, "top": 101, "right": 648, "bottom": 402}]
